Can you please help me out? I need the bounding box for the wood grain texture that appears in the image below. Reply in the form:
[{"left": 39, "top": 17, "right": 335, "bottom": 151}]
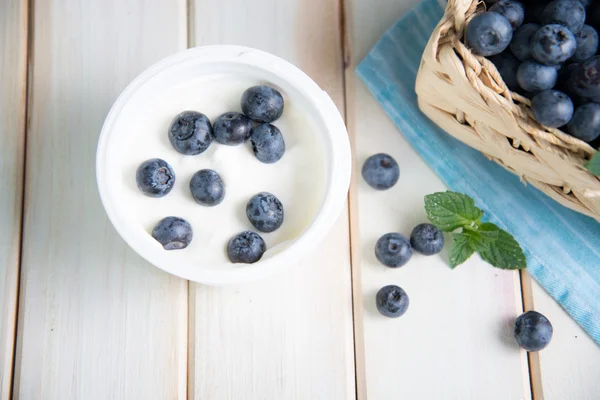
[
  {"left": 0, "top": 0, "right": 27, "bottom": 398},
  {"left": 188, "top": 1, "right": 356, "bottom": 399},
  {"left": 14, "top": 1, "right": 188, "bottom": 398},
  {"left": 530, "top": 280, "right": 600, "bottom": 400},
  {"left": 348, "top": 0, "right": 531, "bottom": 398}
]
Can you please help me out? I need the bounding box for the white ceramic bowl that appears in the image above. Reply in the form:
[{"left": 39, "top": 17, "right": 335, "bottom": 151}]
[{"left": 97, "top": 45, "right": 351, "bottom": 285}]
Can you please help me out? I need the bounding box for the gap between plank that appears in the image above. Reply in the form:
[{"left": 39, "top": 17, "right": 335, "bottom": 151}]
[{"left": 10, "top": 0, "right": 33, "bottom": 397}]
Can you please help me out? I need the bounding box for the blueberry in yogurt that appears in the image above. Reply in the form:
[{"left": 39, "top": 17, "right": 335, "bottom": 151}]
[
  {"left": 250, "top": 123, "right": 285, "bottom": 163},
  {"left": 136, "top": 158, "right": 175, "bottom": 198},
  {"left": 152, "top": 216, "right": 193, "bottom": 250},
  {"left": 375, "top": 233, "right": 413, "bottom": 268},
  {"left": 213, "top": 112, "right": 253, "bottom": 145},
  {"left": 241, "top": 85, "right": 284, "bottom": 123},
  {"left": 189, "top": 169, "right": 225, "bottom": 206},
  {"left": 376, "top": 285, "right": 410, "bottom": 318},
  {"left": 246, "top": 192, "right": 284, "bottom": 233},
  {"left": 362, "top": 153, "right": 399, "bottom": 190},
  {"left": 227, "top": 231, "right": 266, "bottom": 264},
  {"left": 168, "top": 111, "right": 213, "bottom": 155}
]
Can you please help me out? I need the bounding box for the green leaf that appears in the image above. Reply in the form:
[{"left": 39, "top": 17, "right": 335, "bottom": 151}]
[
  {"left": 478, "top": 228, "right": 527, "bottom": 270},
  {"left": 463, "top": 222, "right": 501, "bottom": 251},
  {"left": 585, "top": 152, "right": 600, "bottom": 177},
  {"left": 449, "top": 232, "right": 476, "bottom": 269},
  {"left": 424, "top": 191, "right": 484, "bottom": 232}
]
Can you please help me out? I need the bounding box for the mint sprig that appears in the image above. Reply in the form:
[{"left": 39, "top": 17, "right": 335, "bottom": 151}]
[
  {"left": 424, "top": 191, "right": 526, "bottom": 270},
  {"left": 585, "top": 151, "right": 600, "bottom": 177}
]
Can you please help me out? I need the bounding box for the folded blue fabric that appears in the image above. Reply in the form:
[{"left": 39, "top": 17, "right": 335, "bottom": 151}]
[{"left": 357, "top": 0, "right": 600, "bottom": 344}]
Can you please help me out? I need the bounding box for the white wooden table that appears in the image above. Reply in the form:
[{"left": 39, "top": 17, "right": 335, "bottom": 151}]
[{"left": 1, "top": 0, "right": 599, "bottom": 399}]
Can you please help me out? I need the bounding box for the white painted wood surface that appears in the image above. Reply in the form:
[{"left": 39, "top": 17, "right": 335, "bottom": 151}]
[
  {"left": 348, "top": 0, "right": 531, "bottom": 398},
  {"left": 188, "top": 1, "right": 356, "bottom": 399},
  {"left": 0, "top": 0, "right": 27, "bottom": 398},
  {"left": 14, "top": 1, "right": 188, "bottom": 398}
]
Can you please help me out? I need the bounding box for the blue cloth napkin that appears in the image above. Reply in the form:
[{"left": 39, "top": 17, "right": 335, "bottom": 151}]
[{"left": 357, "top": 0, "right": 600, "bottom": 344}]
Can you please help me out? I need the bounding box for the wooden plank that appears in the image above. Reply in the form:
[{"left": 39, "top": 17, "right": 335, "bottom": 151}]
[
  {"left": 188, "top": 1, "right": 356, "bottom": 398},
  {"left": 0, "top": 0, "right": 27, "bottom": 398},
  {"left": 348, "top": 0, "right": 531, "bottom": 398},
  {"left": 528, "top": 279, "right": 600, "bottom": 400},
  {"left": 13, "top": 1, "right": 188, "bottom": 398}
]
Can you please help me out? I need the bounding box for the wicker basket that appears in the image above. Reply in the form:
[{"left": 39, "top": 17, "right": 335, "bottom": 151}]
[{"left": 416, "top": 0, "right": 600, "bottom": 222}]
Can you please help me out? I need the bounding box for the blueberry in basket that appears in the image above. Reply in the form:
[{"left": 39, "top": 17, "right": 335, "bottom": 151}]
[
  {"left": 250, "top": 123, "right": 286, "bottom": 163},
  {"left": 362, "top": 153, "right": 400, "bottom": 190},
  {"left": 569, "top": 56, "right": 600, "bottom": 102},
  {"left": 246, "top": 192, "right": 284, "bottom": 233},
  {"left": 375, "top": 233, "right": 413, "bottom": 268},
  {"left": 213, "top": 111, "right": 253, "bottom": 145},
  {"left": 541, "top": 0, "right": 586, "bottom": 34},
  {"left": 227, "top": 231, "right": 266, "bottom": 264},
  {"left": 489, "top": 51, "right": 520, "bottom": 91},
  {"left": 514, "top": 311, "right": 553, "bottom": 351},
  {"left": 510, "top": 23, "right": 541, "bottom": 61},
  {"left": 517, "top": 60, "right": 558, "bottom": 92},
  {"left": 531, "top": 24, "right": 577, "bottom": 66},
  {"left": 571, "top": 25, "right": 599, "bottom": 63},
  {"left": 376, "top": 285, "right": 410, "bottom": 318},
  {"left": 531, "top": 90, "right": 575, "bottom": 128},
  {"left": 241, "top": 85, "right": 284, "bottom": 123},
  {"left": 489, "top": 0, "right": 525, "bottom": 31},
  {"left": 168, "top": 111, "right": 213, "bottom": 155},
  {"left": 465, "top": 12, "right": 514, "bottom": 56},
  {"left": 152, "top": 217, "right": 193, "bottom": 250},
  {"left": 567, "top": 103, "right": 600, "bottom": 142},
  {"left": 136, "top": 158, "right": 176, "bottom": 198},
  {"left": 189, "top": 169, "right": 225, "bottom": 206}
]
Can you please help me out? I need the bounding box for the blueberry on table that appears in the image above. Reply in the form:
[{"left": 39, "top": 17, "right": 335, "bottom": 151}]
[
  {"left": 241, "top": 85, "right": 284, "bottom": 123},
  {"left": 213, "top": 112, "right": 253, "bottom": 145},
  {"left": 531, "top": 90, "right": 574, "bottom": 127},
  {"left": 410, "top": 223, "right": 444, "bottom": 256},
  {"left": 246, "top": 192, "right": 284, "bottom": 233},
  {"left": 465, "top": 12, "right": 513, "bottom": 56},
  {"left": 489, "top": 51, "right": 521, "bottom": 91},
  {"left": 571, "top": 25, "right": 599, "bottom": 62},
  {"left": 542, "top": 0, "right": 586, "bottom": 34},
  {"left": 189, "top": 169, "right": 225, "bottom": 206},
  {"left": 567, "top": 103, "right": 600, "bottom": 142},
  {"left": 227, "top": 231, "right": 266, "bottom": 264},
  {"left": 250, "top": 123, "right": 285, "bottom": 163},
  {"left": 531, "top": 24, "right": 577, "bottom": 66},
  {"left": 136, "top": 158, "right": 175, "bottom": 198},
  {"left": 376, "top": 285, "right": 410, "bottom": 318},
  {"left": 569, "top": 56, "right": 600, "bottom": 102},
  {"left": 514, "top": 311, "right": 553, "bottom": 351},
  {"left": 510, "top": 23, "right": 541, "bottom": 61},
  {"left": 375, "top": 233, "right": 413, "bottom": 268},
  {"left": 489, "top": 0, "right": 526, "bottom": 31},
  {"left": 168, "top": 111, "right": 213, "bottom": 155},
  {"left": 152, "top": 217, "right": 193, "bottom": 250},
  {"left": 516, "top": 60, "right": 558, "bottom": 92},
  {"left": 361, "top": 153, "right": 400, "bottom": 190}
]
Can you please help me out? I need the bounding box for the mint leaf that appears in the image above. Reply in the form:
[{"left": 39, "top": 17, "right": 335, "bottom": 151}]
[
  {"left": 585, "top": 152, "right": 600, "bottom": 177},
  {"left": 424, "top": 191, "right": 484, "bottom": 232},
  {"left": 450, "top": 233, "right": 476, "bottom": 268},
  {"left": 479, "top": 228, "right": 527, "bottom": 270},
  {"left": 462, "top": 229, "right": 492, "bottom": 251}
]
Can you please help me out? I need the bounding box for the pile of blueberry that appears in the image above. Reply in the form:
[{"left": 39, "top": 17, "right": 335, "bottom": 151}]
[
  {"left": 136, "top": 85, "right": 286, "bottom": 264},
  {"left": 363, "top": 153, "right": 553, "bottom": 351},
  {"left": 466, "top": 0, "right": 600, "bottom": 144}
]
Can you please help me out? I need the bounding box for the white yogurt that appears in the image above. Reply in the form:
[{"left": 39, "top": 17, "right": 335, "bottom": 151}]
[{"left": 105, "top": 75, "right": 326, "bottom": 268}]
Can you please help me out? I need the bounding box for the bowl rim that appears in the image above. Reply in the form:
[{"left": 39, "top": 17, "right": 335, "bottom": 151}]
[{"left": 96, "top": 45, "right": 351, "bottom": 285}]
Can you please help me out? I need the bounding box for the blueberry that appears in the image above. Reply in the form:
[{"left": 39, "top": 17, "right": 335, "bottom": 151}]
[
  {"left": 375, "top": 233, "right": 413, "bottom": 268},
  {"left": 241, "top": 85, "right": 284, "bottom": 123},
  {"left": 488, "top": 51, "right": 521, "bottom": 91},
  {"left": 517, "top": 60, "right": 558, "bottom": 92},
  {"left": 542, "top": 0, "right": 586, "bottom": 33},
  {"left": 531, "top": 90, "right": 574, "bottom": 127},
  {"left": 362, "top": 153, "right": 400, "bottom": 190},
  {"left": 510, "top": 23, "right": 541, "bottom": 61},
  {"left": 410, "top": 224, "right": 445, "bottom": 256},
  {"left": 571, "top": 25, "right": 599, "bottom": 62},
  {"left": 465, "top": 12, "right": 514, "bottom": 56},
  {"left": 168, "top": 111, "right": 213, "bottom": 155},
  {"left": 514, "top": 311, "right": 553, "bottom": 351},
  {"left": 489, "top": 1, "right": 526, "bottom": 30},
  {"left": 376, "top": 285, "right": 410, "bottom": 318},
  {"left": 227, "top": 231, "right": 266, "bottom": 264},
  {"left": 246, "top": 192, "right": 284, "bottom": 233},
  {"left": 250, "top": 123, "right": 285, "bottom": 163},
  {"left": 213, "top": 112, "right": 253, "bottom": 145},
  {"left": 152, "top": 217, "right": 193, "bottom": 250},
  {"left": 531, "top": 24, "right": 577, "bottom": 65},
  {"left": 136, "top": 158, "right": 176, "bottom": 198},
  {"left": 567, "top": 103, "right": 600, "bottom": 141},
  {"left": 578, "top": 0, "right": 591, "bottom": 6},
  {"left": 189, "top": 169, "right": 225, "bottom": 206},
  {"left": 569, "top": 56, "right": 600, "bottom": 102}
]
